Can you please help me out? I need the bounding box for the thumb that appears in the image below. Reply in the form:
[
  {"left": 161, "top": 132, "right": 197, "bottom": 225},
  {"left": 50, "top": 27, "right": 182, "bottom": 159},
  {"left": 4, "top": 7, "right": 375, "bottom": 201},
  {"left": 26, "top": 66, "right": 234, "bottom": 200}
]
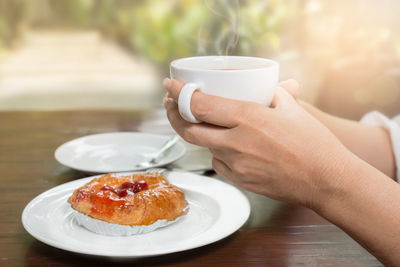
[
  {"left": 270, "top": 87, "right": 297, "bottom": 109},
  {"left": 279, "top": 79, "right": 299, "bottom": 99}
]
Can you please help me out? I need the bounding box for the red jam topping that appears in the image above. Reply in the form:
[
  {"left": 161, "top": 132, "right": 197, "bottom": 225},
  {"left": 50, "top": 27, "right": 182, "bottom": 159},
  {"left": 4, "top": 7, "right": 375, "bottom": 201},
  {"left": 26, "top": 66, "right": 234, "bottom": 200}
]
[
  {"left": 133, "top": 180, "right": 148, "bottom": 193},
  {"left": 100, "top": 180, "right": 148, "bottom": 197},
  {"left": 100, "top": 185, "right": 117, "bottom": 194},
  {"left": 120, "top": 182, "right": 134, "bottom": 189},
  {"left": 117, "top": 189, "right": 128, "bottom": 197}
]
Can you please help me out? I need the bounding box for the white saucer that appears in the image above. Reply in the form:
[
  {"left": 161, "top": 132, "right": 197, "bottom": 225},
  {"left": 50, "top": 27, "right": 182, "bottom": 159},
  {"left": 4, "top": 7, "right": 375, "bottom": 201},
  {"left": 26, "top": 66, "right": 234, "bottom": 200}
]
[
  {"left": 22, "top": 171, "right": 250, "bottom": 257},
  {"left": 54, "top": 132, "right": 186, "bottom": 173}
]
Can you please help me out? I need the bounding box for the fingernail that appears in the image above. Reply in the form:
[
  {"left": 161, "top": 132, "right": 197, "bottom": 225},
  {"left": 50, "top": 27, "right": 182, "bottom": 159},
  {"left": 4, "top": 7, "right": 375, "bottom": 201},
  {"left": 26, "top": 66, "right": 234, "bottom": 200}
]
[
  {"left": 163, "top": 98, "right": 174, "bottom": 109},
  {"left": 162, "top": 93, "right": 168, "bottom": 106},
  {"left": 163, "top": 78, "right": 171, "bottom": 91},
  {"left": 280, "top": 78, "right": 299, "bottom": 86},
  {"left": 278, "top": 80, "right": 289, "bottom": 86},
  {"left": 162, "top": 93, "right": 172, "bottom": 106}
]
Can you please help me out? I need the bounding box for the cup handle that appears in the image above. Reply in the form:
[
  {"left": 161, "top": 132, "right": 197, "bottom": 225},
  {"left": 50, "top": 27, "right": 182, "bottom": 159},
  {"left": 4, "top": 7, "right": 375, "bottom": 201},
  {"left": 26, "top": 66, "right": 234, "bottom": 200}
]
[{"left": 178, "top": 83, "right": 202, "bottom": 123}]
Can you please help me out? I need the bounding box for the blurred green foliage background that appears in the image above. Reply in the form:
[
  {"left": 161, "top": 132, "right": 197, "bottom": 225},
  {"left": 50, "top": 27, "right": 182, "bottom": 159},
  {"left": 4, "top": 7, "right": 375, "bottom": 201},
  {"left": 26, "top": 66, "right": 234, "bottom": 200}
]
[
  {"left": 1, "top": 0, "right": 400, "bottom": 118},
  {"left": 0, "top": 0, "right": 293, "bottom": 64}
]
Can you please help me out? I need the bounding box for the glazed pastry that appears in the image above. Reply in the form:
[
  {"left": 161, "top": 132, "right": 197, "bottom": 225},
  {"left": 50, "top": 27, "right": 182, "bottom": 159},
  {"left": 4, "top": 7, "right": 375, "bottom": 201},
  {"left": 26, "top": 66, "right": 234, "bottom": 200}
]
[{"left": 69, "top": 172, "right": 188, "bottom": 235}]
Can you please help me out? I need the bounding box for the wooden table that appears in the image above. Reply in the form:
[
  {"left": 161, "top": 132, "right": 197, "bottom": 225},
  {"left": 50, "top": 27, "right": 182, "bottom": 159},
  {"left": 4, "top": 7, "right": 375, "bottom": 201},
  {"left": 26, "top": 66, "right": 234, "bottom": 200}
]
[{"left": 0, "top": 110, "right": 382, "bottom": 266}]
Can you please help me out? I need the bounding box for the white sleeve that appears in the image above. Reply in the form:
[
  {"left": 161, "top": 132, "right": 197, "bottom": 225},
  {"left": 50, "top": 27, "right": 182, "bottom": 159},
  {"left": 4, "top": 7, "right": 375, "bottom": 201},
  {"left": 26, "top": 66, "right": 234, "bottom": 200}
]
[{"left": 360, "top": 111, "right": 400, "bottom": 181}]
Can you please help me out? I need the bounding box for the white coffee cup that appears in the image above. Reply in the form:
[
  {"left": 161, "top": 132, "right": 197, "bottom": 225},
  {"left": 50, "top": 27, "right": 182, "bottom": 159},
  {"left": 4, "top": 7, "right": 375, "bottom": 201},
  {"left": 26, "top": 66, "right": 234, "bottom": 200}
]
[{"left": 170, "top": 56, "right": 279, "bottom": 123}]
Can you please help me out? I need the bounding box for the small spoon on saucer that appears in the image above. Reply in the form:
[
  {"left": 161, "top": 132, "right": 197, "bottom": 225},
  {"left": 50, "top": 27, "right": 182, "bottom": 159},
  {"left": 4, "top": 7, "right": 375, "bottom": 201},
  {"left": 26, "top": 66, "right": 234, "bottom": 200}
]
[{"left": 134, "top": 135, "right": 180, "bottom": 169}]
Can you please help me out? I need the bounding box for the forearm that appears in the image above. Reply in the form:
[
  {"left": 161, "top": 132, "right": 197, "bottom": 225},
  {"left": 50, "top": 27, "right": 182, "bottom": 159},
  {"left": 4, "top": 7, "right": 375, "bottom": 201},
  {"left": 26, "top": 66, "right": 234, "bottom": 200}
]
[
  {"left": 300, "top": 101, "right": 396, "bottom": 179},
  {"left": 316, "top": 155, "right": 400, "bottom": 266}
]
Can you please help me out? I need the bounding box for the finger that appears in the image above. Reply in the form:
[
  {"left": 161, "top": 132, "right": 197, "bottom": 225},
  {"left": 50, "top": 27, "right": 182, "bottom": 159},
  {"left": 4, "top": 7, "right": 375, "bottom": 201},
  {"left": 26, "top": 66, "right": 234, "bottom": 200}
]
[
  {"left": 211, "top": 157, "right": 245, "bottom": 189},
  {"left": 164, "top": 78, "right": 184, "bottom": 102},
  {"left": 191, "top": 92, "right": 251, "bottom": 128},
  {"left": 270, "top": 87, "right": 297, "bottom": 109},
  {"left": 165, "top": 100, "right": 231, "bottom": 148},
  {"left": 166, "top": 79, "right": 251, "bottom": 128},
  {"left": 209, "top": 147, "right": 231, "bottom": 161},
  {"left": 279, "top": 79, "right": 299, "bottom": 99},
  {"left": 163, "top": 96, "right": 174, "bottom": 109},
  {"left": 210, "top": 147, "right": 252, "bottom": 178},
  {"left": 212, "top": 157, "right": 232, "bottom": 179},
  {"left": 162, "top": 93, "right": 171, "bottom": 107}
]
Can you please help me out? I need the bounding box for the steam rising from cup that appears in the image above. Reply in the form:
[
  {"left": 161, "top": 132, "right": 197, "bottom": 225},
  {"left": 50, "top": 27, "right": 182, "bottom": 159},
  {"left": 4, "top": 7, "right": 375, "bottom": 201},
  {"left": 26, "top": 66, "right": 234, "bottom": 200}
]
[{"left": 197, "top": 0, "right": 240, "bottom": 56}]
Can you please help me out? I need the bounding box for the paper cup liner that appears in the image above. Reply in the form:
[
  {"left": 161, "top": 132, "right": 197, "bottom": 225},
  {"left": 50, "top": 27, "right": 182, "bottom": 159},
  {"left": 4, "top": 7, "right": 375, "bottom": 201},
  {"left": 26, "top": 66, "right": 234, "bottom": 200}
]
[{"left": 74, "top": 205, "right": 189, "bottom": 236}]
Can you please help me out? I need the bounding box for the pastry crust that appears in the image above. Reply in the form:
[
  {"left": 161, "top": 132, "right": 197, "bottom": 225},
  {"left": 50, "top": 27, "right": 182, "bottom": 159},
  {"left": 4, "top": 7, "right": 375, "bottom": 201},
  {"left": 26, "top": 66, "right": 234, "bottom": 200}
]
[{"left": 69, "top": 172, "right": 188, "bottom": 226}]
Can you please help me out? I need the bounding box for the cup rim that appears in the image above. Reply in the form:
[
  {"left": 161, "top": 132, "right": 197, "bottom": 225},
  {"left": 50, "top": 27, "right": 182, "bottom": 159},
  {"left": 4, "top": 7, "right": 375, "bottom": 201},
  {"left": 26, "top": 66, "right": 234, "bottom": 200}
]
[{"left": 170, "top": 56, "right": 279, "bottom": 72}]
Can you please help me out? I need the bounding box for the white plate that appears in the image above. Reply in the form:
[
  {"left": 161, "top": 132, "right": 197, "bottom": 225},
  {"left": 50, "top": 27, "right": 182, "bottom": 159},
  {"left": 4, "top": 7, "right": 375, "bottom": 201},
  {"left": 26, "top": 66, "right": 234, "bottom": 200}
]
[
  {"left": 54, "top": 132, "right": 186, "bottom": 173},
  {"left": 22, "top": 171, "right": 250, "bottom": 257}
]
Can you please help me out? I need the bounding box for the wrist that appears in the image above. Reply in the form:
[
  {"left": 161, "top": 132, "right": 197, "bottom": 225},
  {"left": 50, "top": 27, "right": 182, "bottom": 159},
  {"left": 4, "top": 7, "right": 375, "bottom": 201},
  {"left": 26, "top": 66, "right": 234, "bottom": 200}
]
[
  {"left": 311, "top": 151, "right": 400, "bottom": 266},
  {"left": 309, "top": 149, "right": 365, "bottom": 215}
]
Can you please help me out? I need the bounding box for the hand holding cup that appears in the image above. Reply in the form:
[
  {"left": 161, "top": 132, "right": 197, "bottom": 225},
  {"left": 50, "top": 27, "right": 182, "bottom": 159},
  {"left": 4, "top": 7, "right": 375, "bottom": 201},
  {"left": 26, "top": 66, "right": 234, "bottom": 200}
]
[{"left": 163, "top": 71, "right": 355, "bottom": 210}]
